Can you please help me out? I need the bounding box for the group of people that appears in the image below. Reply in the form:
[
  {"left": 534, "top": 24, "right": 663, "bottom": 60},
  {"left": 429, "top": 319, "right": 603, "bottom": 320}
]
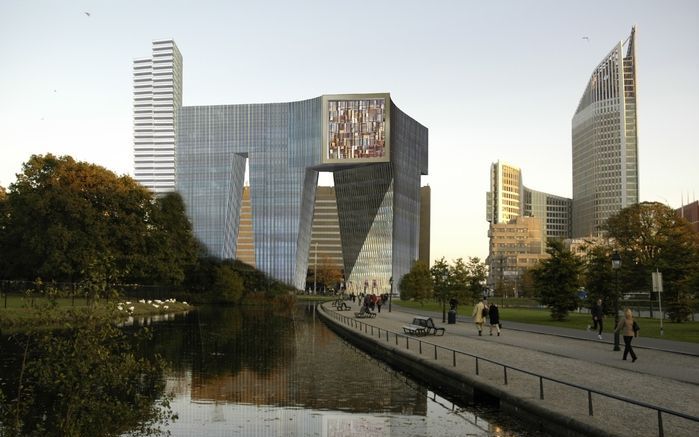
[
  {"left": 469, "top": 296, "right": 638, "bottom": 363},
  {"left": 590, "top": 298, "right": 639, "bottom": 362},
  {"left": 351, "top": 292, "right": 389, "bottom": 313},
  {"left": 472, "top": 297, "right": 500, "bottom": 336}
]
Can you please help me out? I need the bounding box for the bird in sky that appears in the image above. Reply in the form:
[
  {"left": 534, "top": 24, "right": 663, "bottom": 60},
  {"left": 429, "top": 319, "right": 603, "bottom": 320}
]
[
  {"left": 582, "top": 36, "right": 590, "bottom": 42},
  {"left": 84, "top": 11, "right": 91, "bottom": 17}
]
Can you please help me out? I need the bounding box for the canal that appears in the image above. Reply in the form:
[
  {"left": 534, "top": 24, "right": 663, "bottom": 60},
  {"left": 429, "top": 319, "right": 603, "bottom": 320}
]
[
  {"left": 0, "top": 303, "right": 542, "bottom": 436},
  {"left": 144, "top": 302, "right": 538, "bottom": 436}
]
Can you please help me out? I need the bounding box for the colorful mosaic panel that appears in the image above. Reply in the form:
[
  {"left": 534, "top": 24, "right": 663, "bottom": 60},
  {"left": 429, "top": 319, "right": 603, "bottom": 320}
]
[{"left": 327, "top": 99, "right": 386, "bottom": 160}]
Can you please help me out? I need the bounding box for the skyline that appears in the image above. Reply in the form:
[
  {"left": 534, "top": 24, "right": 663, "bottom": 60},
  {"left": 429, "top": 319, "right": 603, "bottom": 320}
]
[{"left": 1, "top": 0, "right": 698, "bottom": 262}]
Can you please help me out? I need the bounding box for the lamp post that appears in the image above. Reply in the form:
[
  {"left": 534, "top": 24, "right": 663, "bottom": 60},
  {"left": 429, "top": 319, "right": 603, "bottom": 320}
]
[
  {"left": 611, "top": 251, "right": 622, "bottom": 351},
  {"left": 389, "top": 276, "right": 393, "bottom": 313},
  {"left": 313, "top": 242, "right": 318, "bottom": 294}
]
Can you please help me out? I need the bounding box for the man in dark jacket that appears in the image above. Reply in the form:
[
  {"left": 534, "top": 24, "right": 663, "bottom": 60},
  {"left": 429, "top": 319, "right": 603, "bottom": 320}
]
[
  {"left": 590, "top": 298, "right": 604, "bottom": 340},
  {"left": 488, "top": 303, "right": 501, "bottom": 336}
]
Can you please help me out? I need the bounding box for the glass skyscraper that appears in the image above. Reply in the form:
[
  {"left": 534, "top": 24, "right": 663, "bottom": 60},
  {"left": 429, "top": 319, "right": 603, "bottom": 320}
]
[
  {"left": 572, "top": 27, "right": 639, "bottom": 237},
  {"left": 134, "top": 42, "right": 428, "bottom": 291}
]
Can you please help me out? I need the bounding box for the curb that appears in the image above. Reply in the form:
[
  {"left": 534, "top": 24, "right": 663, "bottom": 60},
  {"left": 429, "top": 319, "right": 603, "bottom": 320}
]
[{"left": 318, "top": 303, "right": 617, "bottom": 437}]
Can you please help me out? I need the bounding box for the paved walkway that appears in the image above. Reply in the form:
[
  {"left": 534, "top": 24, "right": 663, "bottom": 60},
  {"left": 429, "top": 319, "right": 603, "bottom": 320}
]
[{"left": 320, "top": 302, "right": 699, "bottom": 437}]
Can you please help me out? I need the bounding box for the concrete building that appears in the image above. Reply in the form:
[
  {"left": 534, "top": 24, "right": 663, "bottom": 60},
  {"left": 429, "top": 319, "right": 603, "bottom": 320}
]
[
  {"left": 486, "top": 161, "right": 523, "bottom": 225},
  {"left": 485, "top": 161, "right": 572, "bottom": 290},
  {"left": 486, "top": 216, "right": 548, "bottom": 293},
  {"left": 572, "top": 27, "right": 639, "bottom": 237},
  {"left": 523, "top": 188, "right": 573, "bottom": 243},
  {"left": 677, "top": 200, "right": 699, "bottom": 233},
  {"left": 133, "top": 41, "right": 428, "bottom": 291},
  {"left": 309, "top": 186, "right": 343, "bottom": 271}
]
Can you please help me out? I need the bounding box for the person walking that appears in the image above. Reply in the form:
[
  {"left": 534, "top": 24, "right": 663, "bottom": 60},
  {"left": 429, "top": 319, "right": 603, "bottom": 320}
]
[
  {"left": 589, "top": 298, "right": 604, "bottom": 340},
  {"left": 472, "top": 298, "right": 488, "bottom": 336},
  {"left": 488, "top": 302, "right": 501, "bottom": 336},
  {"left": 614, "top": 308, "right": 638, "bottom": 362}
]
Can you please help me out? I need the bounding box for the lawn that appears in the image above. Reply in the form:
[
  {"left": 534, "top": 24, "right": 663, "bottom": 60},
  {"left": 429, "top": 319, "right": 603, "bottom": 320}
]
[
  {"left": 0, "top": 294, "right": 192, "bottom": 330},
  {"left": 393, "top": 299, "right": 699, "bottom": 343}
]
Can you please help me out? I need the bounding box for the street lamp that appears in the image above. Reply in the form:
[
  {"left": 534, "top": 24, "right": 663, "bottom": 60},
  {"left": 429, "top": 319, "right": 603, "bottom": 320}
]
[
  {"left": 389, "top": 276, "right": 393, "bottom": 313},
  {"left": 611, "top": 251, "right": 622, "bottom": 351}
]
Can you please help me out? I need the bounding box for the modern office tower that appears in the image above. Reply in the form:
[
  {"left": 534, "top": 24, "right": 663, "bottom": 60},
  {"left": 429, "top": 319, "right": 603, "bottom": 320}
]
[
  {"left": 572, "top": 27, "right": 639, "bottom": 237},
  {"left": 523, "top": 188, "right": 572, "bottom": 242},
  {"left": 486, "top": 161, "right": 571, "bottom": 241},
  {"left": 134, "top": 42, "right": 428, "bottom": 291},
  {"left": 486, "top": 161, "right": 571, "bottom": 289},
  {"left": 133, "top": 40, "right": 183, "bottom": 194},
  {"left": 486, "top": 216, "right": 547, "bottom": 293},
  {"left": 486, "top": 161, "right": 523, "bottom": 225}
]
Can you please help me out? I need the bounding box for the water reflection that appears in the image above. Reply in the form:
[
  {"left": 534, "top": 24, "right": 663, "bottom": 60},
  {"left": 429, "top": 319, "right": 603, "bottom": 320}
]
[
  {"left": 140, "top": 303, "right": 535, "bottom": 436},
  {"left": 0, "top": 311, "right": 172, "bottom": 437},
  {"left": 0, "top": 304, "right": 534, "bottom": 436}
]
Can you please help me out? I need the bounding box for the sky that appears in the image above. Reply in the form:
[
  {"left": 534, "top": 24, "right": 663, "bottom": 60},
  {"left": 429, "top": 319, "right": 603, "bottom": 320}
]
[{"left": 1, "top": 0, "right": 698, "bottom": 262}]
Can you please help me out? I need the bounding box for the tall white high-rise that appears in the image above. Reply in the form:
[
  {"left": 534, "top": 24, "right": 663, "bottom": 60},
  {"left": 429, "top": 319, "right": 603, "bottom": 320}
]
[
  {"left": 133, "top": 40, "right": 182, "bottom": 194},
  {"left": 486, "top": 161, "right": 523, "bottom": 225},
  {"left": 572, "top": 27, "right": 639, "bottom": 237}
]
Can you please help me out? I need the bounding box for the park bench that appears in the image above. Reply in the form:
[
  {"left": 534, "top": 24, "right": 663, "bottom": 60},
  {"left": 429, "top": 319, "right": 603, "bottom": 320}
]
[
  {"left": 354, "top": 306, "right": 376, "bottom": 318},
  {"left": 402, "top": 323, "right": 427, "bottom": 336},
  {"left": 411, "top": 316, "right": 445, "bottom": 336}
]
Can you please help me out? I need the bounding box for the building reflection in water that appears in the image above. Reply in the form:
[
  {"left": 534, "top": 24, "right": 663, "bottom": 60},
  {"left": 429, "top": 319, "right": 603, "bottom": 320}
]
[{"left": 135, "top": 303, "right": 527, "bottom": 436}]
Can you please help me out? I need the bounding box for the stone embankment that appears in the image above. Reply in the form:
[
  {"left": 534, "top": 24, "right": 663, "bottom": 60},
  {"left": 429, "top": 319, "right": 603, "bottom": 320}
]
[{"left": 318, "top": 302, "right": 699, "bottom": 437}]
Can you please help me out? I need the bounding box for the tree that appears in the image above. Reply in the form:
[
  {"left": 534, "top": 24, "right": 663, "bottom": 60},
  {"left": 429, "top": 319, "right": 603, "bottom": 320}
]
[
  {"left": 213, "top": 263, "right": 245, "bottom": 303},
  {"left": 0, "top": 154, "right": 199, "bottom": 288},
  {"left": 143, "top": 192, "right": 199, "bottom": 285},
  {"left": 449, "top": 258, "right": 469, "bottom": 302},
  {"left": 464, "top": 257, "right": 487, "bottom": 302},
  {"left": 399, "top": 260, "right": 433, "bottom": 303},
  {"left": 532, "top": 240, "right": 583, "bottom": 321},
  {"left": 313, "top": 256, "right": 343, "bottom": 292},
  {"left": 583, "top": 245, "right": 618, "bottom": 315},
  {"left": 0, "top": 154, "right": 152, "bottom": 283},
  {"left": 605, "top": 202, "right": 699, "bottom": 322},
  {"left": 0, "top": 308, "right": 175, "bottom": 436},
  {"left": 430, "top": 257, "right": 451, "bottom": 318}
]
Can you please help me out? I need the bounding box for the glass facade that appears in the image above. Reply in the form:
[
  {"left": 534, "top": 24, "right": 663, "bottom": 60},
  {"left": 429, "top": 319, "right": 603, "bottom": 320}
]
[
  {"left": 174, "top": 97, "right": 426, "bottom": 290},
  {"left": 572, "top": 27, "right": 639, "bottom": 237},
  {"left": 134, "top": 42, "right": 428, "bottom": 291}
]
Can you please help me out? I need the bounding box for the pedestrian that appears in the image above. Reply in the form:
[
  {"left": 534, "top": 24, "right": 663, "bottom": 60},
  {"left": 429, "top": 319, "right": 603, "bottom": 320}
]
[
  {"left": 614, "top": 308, "right": 638, "bottom": 362},
  {"left": 589, "top": 298, "right": 604, "bottom": 340},
  {"left": 377, "top": 297, "right": 382, "bottom": 313},
  {"left": 472, "top": 297, "right": 488, "bottom": 336},
  {"left": 488, "top": 302, "right": 501, "bottom": 336}
]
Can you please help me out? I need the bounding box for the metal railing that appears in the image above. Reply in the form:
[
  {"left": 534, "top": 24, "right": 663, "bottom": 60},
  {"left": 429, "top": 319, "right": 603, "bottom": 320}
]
[{"left": 322, "top": 304, "right": 699, "bottom": 437}]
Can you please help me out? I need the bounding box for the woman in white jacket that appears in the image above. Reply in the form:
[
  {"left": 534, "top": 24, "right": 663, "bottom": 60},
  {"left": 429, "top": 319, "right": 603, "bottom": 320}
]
[{"left": 472, "top": 297, "right": 488, "bottom": 336}]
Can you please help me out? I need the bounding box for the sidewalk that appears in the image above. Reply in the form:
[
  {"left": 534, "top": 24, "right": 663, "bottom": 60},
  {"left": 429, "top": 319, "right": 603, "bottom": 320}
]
[
  {"left": 395, "top": 304, "right": 699, "bottom": 357},
  {"left": 320, "top": 303, "right": 699, "bottom": 437}
]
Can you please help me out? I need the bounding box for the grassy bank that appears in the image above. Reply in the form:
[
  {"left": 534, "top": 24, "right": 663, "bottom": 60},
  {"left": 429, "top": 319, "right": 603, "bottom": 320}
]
[
  {"left": 393, "top": 300, "right": 699, "bottom": 343},
  {"left": 295, "top": 294, "right": 337, "bottom": 302},
  {"left": 0, "top": 295, "right": 192, "bottom": 330}
]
